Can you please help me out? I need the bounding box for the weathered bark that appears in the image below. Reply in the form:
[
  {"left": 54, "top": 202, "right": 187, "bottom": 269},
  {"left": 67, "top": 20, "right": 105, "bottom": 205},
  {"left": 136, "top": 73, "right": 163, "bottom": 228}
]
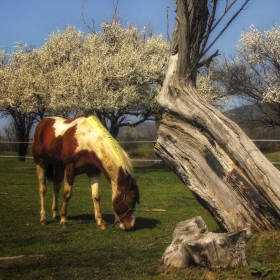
[
  {"left": 175, "top": 0, "right": 208, "bottom": 84},
  {"left": 154, "top": 0, "right": 280, "bottom": 233},
  {"left": 156, "top": 0, "right": 272, "bottom": 272},
  {"left": 155, "top": 53, "right": 280, "bottom": 232},
  {"left": 161, "top": 216, "right": 252, "bottom": 270}
]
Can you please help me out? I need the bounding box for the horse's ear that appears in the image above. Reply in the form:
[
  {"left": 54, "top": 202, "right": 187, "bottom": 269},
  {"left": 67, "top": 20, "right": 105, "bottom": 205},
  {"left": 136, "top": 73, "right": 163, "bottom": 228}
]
[{"left": 134, "top": 176, "right": 139, "bottom": 182}]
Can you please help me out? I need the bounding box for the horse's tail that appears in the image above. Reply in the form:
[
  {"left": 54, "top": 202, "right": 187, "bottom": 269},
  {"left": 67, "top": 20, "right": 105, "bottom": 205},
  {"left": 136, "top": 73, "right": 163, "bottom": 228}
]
[{"left": 46, "top": 164, "right": 54, "bottom": 182}]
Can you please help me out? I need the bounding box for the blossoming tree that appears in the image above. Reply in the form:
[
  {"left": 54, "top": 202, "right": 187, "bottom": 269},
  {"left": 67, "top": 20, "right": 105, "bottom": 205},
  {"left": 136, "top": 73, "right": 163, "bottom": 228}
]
[
  {"left": 0, "top": 46, "right": 42, "bottom": 161},
  {"left": 0, "top": 19, "right": 225, "bottom": 160},
  {"left": 41, "top": 23, "right": 170, "bottom": 137},
  {"left": 210, "top": 25, "right": 280, "bottom": 127}
]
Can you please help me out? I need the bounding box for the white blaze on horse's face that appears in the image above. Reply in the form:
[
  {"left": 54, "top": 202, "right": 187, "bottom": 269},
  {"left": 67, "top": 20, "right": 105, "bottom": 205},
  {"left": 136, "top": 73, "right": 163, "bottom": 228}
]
[
  {"left": 116, "top": 211, "right": 136, "bottom": 231},
  {"left": 120, "top": 216, "right": 135, "bottom": 231}
]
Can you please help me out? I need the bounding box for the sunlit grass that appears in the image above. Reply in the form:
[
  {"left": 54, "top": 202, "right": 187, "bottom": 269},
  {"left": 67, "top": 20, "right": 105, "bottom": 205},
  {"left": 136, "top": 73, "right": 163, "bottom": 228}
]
[
  {"left": 1, "top": 158, "right": 280, "bottom": 279},
  {"left": 264, "top": 151, "right": 280, "bottom": 162}
]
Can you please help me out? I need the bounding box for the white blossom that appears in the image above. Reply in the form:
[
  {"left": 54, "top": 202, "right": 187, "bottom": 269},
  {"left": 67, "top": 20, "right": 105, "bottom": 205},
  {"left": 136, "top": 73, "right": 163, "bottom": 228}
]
[
  {"left": 237, "top": 25, "right": 280, "bottom": 104},
  {"left": 0, "top": 23, "right": 169, "bottom": 117}
]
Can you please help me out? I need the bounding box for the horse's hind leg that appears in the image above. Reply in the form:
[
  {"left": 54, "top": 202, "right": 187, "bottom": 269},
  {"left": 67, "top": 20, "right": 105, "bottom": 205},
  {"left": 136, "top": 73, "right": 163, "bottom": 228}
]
[
  {"left": 60, "top": 166, "right": 74, "bottom": 227},
  {"left": 52, "top": 168, "right": 63, "bottom": 221},
  {"left": 36, "top": 165, "right": 48, "bottom": 225},
  {"left": 89, "top": 174, "right": 107, "bottom": 230}
]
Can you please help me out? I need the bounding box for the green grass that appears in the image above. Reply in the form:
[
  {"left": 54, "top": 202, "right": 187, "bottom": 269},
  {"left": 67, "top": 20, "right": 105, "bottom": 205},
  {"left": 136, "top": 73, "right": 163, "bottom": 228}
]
[
  {"left": 265, "top": 151, "right": 280, "bottom": 162},
  {"left": 0, "top": 159, "right": 280, "bottom": 279}
]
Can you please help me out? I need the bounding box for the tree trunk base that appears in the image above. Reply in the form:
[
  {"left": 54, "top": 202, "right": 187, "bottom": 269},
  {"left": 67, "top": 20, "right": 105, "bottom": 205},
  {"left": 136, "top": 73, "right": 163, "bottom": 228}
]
[{"left": 161, "top": 216, "right": 253, "bottom": 271}]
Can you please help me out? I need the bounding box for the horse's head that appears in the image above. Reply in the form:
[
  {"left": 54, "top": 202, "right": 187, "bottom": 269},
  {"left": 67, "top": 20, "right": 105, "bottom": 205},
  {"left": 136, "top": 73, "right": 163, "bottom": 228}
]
[{"left": 113, "top": 175, "right": 140, "bottom": 231}]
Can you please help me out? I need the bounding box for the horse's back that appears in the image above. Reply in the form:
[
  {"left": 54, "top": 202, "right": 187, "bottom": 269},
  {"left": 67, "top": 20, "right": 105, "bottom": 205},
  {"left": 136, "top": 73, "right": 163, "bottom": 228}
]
[{"left": 32, "top": 114, "right": 132, "bottom": 177}]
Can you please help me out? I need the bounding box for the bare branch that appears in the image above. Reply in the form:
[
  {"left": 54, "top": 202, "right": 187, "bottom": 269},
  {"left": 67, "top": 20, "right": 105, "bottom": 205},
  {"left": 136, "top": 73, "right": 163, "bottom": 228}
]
[
  {"left": 201, "top": 0, "right": 251, "bottom": 58},
  {"left": 198, "top": 49, "right": 220, "bottom": 69},
  {"left": 112, "top": 0, "right": 121, "bottom": 24},
  {"left": 81, "top": 2, "right": 96, "bottom": 34},
  {"left": 201, "top": 0, "right": 250, "bottom": 57},
  {"left": 211, "top": 0, "right": 236, "bottom": 33},
  {"left": 199, "top": 0, "right": 217, "bottom": 57},
  {"left": 113, "top": 0, "right": 120, "bottom": 13},
  {"left": 167, "top": 4, "right": 177, "bottom": 44}
]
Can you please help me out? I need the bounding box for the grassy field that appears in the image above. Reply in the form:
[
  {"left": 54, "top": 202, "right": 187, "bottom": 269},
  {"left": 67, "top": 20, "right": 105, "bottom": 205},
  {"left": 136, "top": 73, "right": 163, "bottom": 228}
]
[
  {"left": 1, "top": 158, "right": 280, "bottom": 279},
  {"left": 264, "top": 151, "right": 280, "bottom": 165}
]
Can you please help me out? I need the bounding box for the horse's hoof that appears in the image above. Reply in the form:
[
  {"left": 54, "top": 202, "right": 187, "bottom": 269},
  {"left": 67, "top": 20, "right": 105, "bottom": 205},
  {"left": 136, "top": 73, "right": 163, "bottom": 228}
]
[
  {"left": 52, "top": 216, "right": 60, "bottom": 221},
  {"left": 40, "top": 219, "right": 48, "bottom": 225},
  {"left": 60, "top": 222, "right": 71, "bottom": 228},
  {"left": 98, "top": 224, "right": 107, "bottom": 230}
]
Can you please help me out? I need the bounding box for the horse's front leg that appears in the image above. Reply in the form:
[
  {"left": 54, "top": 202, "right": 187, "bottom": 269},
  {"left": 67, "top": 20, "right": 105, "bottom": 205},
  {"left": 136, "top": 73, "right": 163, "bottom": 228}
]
[
  {"left": 36, "top": 165, "right": 48, "bottom": 225},
  {"left": 60, "top": 167, "right": 74, "bottom": 227},
  {"left": 89, "top": 175, "right": 106, "bottom": 230}
]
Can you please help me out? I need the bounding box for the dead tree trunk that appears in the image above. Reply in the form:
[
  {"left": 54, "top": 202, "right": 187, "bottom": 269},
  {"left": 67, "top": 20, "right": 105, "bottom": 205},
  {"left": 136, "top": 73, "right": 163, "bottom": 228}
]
[{"left": 154, "top": 0, "right": 280, "bottom": 233}]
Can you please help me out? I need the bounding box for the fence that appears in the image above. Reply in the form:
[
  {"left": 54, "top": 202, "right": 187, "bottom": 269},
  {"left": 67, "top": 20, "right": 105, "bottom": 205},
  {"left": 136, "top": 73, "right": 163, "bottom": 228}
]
[
  {"left": 0, "top": 139, "right": 280, "bottom": 165},
  {"left": 0, "top": 141, "right": 162, "bottom": 163}
]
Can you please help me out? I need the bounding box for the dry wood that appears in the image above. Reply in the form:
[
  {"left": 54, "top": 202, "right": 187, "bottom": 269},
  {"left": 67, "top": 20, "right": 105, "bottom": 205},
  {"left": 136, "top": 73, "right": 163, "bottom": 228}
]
[
  {"left": 0, "top": 255, "right": 45, "bottom": 260},
  {"left": 155, "top": 0, "right": 280, "bottom": 233},
  {"left": 155, "top": 55, "right": 280, "bottom": 232},
  {"left": 142, "top": 208, "right": 166, "bottom": 212},
  {"left": 0, "top": 255, "right": 25, "bottom": 260},
  {"left": 161, "top": 216, "right": 252, "bottom": 270}
]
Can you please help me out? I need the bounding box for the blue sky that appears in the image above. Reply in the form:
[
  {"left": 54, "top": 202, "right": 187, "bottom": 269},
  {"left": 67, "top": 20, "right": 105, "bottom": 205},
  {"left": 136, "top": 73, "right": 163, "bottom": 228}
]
[
  {"left": 1, "top": 0, "right": 280, "bottom": 55},
  {"left": 0, "top": 0, "right": 280, "bottom": 127}
]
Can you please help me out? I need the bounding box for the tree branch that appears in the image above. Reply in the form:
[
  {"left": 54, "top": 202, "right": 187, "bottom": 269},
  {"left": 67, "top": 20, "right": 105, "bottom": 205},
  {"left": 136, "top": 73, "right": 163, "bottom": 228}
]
[
  {"left": 201, "top": 0, "right": 251, "bottom": 58},
  {"left": 81, "top": 1, "right": 96, "bottom": 33}
]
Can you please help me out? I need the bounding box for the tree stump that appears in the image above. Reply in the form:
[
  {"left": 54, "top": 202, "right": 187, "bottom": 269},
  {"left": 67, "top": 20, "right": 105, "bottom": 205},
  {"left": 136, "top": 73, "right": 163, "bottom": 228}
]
[{"left": 161, "top": 216, "right": 253, "bottom": 271}]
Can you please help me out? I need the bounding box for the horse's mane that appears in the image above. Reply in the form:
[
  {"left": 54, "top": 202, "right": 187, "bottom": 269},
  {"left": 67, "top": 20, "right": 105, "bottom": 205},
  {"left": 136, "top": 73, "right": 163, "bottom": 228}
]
[{"left": 87, "top": 115, "right": 133, "bottom": 176}]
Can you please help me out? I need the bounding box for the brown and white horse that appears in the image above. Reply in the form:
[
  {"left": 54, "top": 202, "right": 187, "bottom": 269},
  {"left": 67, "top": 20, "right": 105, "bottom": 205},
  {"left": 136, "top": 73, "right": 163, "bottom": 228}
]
[{"left": 32, "top": 114, "right": 140, "bottom": 231}]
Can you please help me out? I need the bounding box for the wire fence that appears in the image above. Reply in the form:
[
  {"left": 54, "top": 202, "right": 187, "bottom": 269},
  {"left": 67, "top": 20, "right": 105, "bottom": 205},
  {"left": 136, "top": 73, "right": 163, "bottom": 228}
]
[
  {"left": 0, "top": 140, "right": 162, "bottom": 163},
  {"left": 0, "top": 139, "right": 280, "bottom": 165}
]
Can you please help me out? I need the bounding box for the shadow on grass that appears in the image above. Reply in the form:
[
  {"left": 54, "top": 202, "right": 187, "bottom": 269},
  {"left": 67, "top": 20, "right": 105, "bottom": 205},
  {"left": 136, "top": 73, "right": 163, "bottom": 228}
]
[
  {"left": 68, "top": 213, "right": 95, "bottom": 222},
  {"left": 67, "top": 214, "right": 160, "bottom": 230}
]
